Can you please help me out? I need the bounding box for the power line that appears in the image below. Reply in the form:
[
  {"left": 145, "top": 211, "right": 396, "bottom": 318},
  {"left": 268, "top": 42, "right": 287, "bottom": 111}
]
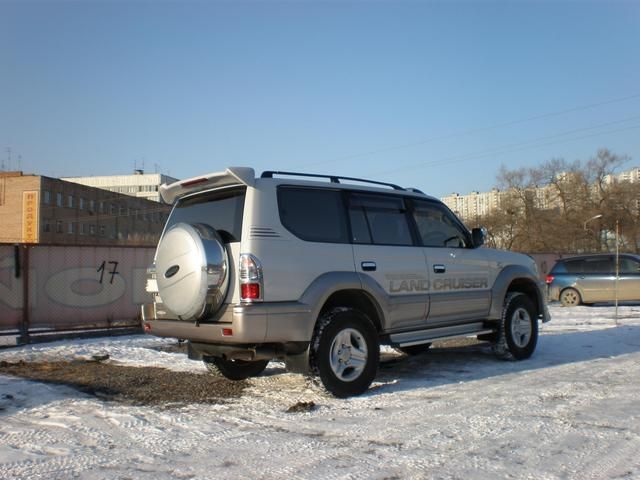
[
  {"left": 303, "top": 92, "right": 640, "bottom": 168},
  {"left": 374, "top": 120, "right": 640, "bottom": 177}
]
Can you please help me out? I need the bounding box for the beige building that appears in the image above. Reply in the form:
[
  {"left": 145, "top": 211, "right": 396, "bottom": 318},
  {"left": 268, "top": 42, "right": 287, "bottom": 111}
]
[
  {"left": 441, "top": 188, "right": 503, "bottom": 222},
  {"left": 61, "top": 171, "right": 179, "bottom": 203},
  {"left": 605, "top": 167, "right": 640, "bottom": 184},
  {"left": 0, "top": 171, "right": 170, "bottom": 245}
]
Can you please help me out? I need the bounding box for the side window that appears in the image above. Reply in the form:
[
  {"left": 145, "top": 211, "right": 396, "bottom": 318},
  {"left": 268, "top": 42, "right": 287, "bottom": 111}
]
[
  {"left": 278, "top": 187, "right": 348, "bottom": 243},
  {"left": 583, "top": 257, "right": 613, "bottom": 274},
  {"left": 564, "top": 260, "right": 584, "bottom": 274},
  {"left": 620, "top": 258, "right": 640, "bottom": 274},
  {"left": 348, "top": 194, "right": 413, "bottom": 246},
  {"left": 412, "top": 200, "right": 470, "bottom": 248}
]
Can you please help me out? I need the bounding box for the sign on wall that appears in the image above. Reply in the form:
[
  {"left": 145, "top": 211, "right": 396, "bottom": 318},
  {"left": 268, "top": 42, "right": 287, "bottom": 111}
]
[{"left": 22, "top": 191, "right": 40, "bottom": 243}]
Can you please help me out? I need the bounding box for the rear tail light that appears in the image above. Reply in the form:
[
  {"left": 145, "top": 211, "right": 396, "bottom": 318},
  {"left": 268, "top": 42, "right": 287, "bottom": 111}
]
[
  {"left": 545, "top": 274, "right": 554, "bottom": 284},
  {"left": 239, "top": 254, "right": 263, "bottom": 302}
]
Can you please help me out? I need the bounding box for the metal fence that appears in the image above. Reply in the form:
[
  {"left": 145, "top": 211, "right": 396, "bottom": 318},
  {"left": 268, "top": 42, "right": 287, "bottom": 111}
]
[{"left": 0, "top": 243, "right": 154, "bottom": 343}]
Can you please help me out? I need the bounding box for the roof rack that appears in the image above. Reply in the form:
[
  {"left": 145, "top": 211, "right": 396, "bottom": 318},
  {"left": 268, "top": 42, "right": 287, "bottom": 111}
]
[{"left": 261, "top": 170, "right": 405, "bottom": 191}]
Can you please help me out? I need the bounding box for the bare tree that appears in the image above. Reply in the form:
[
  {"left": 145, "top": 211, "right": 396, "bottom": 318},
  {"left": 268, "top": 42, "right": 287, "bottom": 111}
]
[{"left": 478, "top": 149, "right": 637, "bottom": 254}]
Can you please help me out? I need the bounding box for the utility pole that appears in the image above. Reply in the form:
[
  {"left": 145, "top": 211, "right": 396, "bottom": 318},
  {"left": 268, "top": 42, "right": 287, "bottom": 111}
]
[{"left": 615, "top": 219, "right": 619, "bottom": 324}]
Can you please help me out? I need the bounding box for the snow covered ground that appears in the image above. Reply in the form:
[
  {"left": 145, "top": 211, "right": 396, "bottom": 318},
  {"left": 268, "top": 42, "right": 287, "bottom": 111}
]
[{"left": 1, "top": 304, "right": 639, "bottom": 480}]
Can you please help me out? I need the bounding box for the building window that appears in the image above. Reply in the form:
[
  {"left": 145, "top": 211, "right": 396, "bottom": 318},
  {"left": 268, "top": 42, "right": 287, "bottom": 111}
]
[
  {"left": 43, "top": 222, "right": 51, "bottom": 233},
  {"left": 56, "top": 193, "right": 63, "bottom": 207},
  {"left": 56, "top": 221, "right": 63, "bottom": 233},
  {"left": 111, "top": 204, "right": 116, "bottom": 216},
  {"left": 80, "top": 223, "right": 86, "bottom": 235},
  {"left": 68, "top": 222, "right": 75, "bottom": 234},
  {"left": 67, "top": 195, "right": 74, "bottom": 208},
  {"left": 89, "top": 200, "right": 95, "bottom": 212},
  {"left": 119, "top": 206, "right": 126, "bottom": 216},
  {"left": 79, "top": 197, "right": 85, "bottom": 210},
  {"left": 89, "top": 224, "right": 96, "bottom": 236},
  {"left": 44, "top": 191, "right": 51, "bottom": 204},
  {"left": 99, "top": 201, "right": 104, "bottom": 214},
  {"left": 99, "top": 225, "right": 106, "bottom": 237}
]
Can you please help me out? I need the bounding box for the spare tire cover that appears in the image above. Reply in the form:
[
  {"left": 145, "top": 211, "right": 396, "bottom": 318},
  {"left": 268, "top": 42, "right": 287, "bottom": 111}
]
[{"left": 155, "top": 222, "right": 229, "bottom": 320}]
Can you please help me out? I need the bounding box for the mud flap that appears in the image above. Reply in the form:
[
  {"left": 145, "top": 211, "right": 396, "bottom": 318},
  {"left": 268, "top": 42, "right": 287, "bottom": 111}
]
[{"left": 285, "top": 347, "right": 310, "bottom": 374}]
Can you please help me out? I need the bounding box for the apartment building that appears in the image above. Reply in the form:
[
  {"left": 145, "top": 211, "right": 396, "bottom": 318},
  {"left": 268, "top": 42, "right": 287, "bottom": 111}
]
[
  {"left": 0, "top": 171, "right": 170, "bottom": 245},
  {"left": 441, "top": 188, "right": 503, "bottom": 222}
]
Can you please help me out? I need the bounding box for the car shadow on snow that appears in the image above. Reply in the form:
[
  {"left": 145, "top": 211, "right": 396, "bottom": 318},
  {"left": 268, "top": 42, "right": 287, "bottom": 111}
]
[{"left": 371, "top": 324, "right": 640, "bottom": 395}]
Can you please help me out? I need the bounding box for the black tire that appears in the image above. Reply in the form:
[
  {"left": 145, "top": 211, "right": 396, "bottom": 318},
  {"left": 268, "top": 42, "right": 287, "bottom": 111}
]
[
  {"left": 492, "top": 292, "right": 538, "bottom": 360},
  {"left": 310, "top": 308, "right": 379, "bottom": 398},
  {"left": 560, "top": 288, "right": 582, "bottom": 307},
  {"left": 397, "top": 343, "right": 432, "bottom": 356},
  {"left": 203, "top": 357, "right": 269, "bottom": 381}
]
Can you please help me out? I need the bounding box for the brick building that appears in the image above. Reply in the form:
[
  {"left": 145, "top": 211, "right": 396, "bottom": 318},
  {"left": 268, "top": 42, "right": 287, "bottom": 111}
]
[{"left": 0, "top": 171, "right": 170, "bottom": 245}]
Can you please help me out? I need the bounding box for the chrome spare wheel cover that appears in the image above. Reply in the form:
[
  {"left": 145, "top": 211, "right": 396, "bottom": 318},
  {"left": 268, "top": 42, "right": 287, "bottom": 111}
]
[
  {"left": 329, "top": 328, "right": 368, "bottom": 382},
  {"left": 155, "top": 222, "right": 229, "bottom": 320},
  {"left": 510, "top": 307, "right": 532, "bottom": 348}
]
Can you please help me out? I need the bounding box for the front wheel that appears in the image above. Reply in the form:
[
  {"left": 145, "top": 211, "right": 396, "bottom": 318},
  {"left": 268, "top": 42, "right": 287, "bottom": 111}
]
[
  {"left": 310, "top": 308, "right": 379, "bottom": 398},
  {"left": 492, "top": 293, "right": 538, "bottom": 360},
  {"left": 204, "top": 357, "right": 269, "bottom": 381}
]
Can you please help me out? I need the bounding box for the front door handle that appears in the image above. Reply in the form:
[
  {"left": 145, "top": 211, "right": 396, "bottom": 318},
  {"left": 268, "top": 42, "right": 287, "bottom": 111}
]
[
  {"left": 433, "top": 264, "right": 446, "bottom": 274},
  {"left": 361, "top": 261, "right": 377, "bottom": 272}
]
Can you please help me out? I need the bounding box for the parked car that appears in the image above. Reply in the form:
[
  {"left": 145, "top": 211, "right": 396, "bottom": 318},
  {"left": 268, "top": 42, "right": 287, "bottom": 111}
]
[
  {"left": 546, "top": 254, "right": 640, "bottom": 306},
  {"left": 142, "top": 167, "right": 550, "bottom": 397}
]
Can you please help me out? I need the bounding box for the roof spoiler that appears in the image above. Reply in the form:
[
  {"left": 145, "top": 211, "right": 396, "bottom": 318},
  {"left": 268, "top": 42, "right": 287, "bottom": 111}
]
[{"left": 160, "top": 167, "right": 255, "bottom": 204}]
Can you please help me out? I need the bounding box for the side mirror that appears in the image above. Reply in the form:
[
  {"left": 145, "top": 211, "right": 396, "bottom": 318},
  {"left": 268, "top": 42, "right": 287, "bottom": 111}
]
[{"left": 472, "top": 227, "right": 486, "bottom": 247}]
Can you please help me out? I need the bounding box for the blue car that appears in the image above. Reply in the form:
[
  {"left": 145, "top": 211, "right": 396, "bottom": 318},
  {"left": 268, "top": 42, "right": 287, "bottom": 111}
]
[{"left": 546, "top": 254, "right": 640, "bottom": 306}]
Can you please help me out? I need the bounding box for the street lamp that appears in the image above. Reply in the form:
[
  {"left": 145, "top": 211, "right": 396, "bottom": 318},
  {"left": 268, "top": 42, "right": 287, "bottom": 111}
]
[
  {"left": 583, "top": 213, "right": 603, "bottom": 231},
  {"left": 583, "top": 214, "right": 603, "bottom": 252}
]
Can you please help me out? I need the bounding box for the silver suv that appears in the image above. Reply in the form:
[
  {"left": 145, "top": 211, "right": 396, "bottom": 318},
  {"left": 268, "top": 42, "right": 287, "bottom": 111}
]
[{"left": 142, "top": 167, "right": 550, "bottom": 397}]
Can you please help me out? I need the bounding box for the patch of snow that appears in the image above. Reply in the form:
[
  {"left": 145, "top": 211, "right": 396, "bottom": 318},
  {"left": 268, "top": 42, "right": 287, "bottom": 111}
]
[{"left": 1, "top": 304, "right": 639, "bottom": 479}]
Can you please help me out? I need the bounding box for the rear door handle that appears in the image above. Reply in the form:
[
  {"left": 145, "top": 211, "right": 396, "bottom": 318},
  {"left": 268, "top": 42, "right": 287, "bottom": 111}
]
[
  {"left": 361, "top": 261, "right": 377, "bottom": 272},
  {"left": 433, "top": 264, "right": 446, "bottom": 274}
]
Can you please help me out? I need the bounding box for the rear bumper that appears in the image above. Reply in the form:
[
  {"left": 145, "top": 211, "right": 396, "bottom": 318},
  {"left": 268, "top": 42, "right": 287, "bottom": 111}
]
[
  {"left": 547, "top": 285, "right": 561, "bottom": 302},
  {"left": 141, "top": 301, "right": 313, "bottom": 344}
]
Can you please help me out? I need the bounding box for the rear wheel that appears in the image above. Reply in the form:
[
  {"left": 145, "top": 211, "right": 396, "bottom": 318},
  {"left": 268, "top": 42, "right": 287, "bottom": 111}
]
[
  {"left": 310, "top": 308, "right": 379, "bottom": 398},
  {"left": 560, "top": 288, "right": 581, "bottom": 307},
  {"left": 204, "top": 357, "right": 269, "bottom": 381}
]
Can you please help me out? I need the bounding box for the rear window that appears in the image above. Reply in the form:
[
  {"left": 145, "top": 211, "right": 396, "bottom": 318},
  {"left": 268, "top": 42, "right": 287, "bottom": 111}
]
[
  {"left": 165, "top": 187, "right": 246, "bottom": 242},
  {"left": 278, "top": 187, "right": 349, "bottom": 243}
]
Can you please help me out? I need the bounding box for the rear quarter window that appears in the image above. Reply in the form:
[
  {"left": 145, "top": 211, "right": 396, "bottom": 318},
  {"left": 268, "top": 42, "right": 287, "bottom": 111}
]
[
  {"left": 278, "top": 187, "right": 349, "bottom": 243},
  {"left": 550, "top": 262, "right": 568, "bottom": 274}
]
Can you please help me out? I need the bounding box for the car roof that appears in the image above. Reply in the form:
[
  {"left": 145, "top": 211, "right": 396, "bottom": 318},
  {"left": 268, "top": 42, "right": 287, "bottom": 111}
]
[{"left": 555, "top": 253, "right": 640, "bottom": 263}]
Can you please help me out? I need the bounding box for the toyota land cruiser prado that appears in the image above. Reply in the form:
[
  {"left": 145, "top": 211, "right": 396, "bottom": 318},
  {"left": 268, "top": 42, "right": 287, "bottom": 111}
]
[{"left": 142, "top": 167, "right": 550, "bottom": 397}]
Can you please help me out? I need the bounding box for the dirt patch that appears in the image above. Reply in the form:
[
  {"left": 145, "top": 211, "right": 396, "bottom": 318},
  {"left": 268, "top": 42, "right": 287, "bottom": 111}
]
[{"left": 0, "top": 360, "right": 246, "bottom": 405}]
